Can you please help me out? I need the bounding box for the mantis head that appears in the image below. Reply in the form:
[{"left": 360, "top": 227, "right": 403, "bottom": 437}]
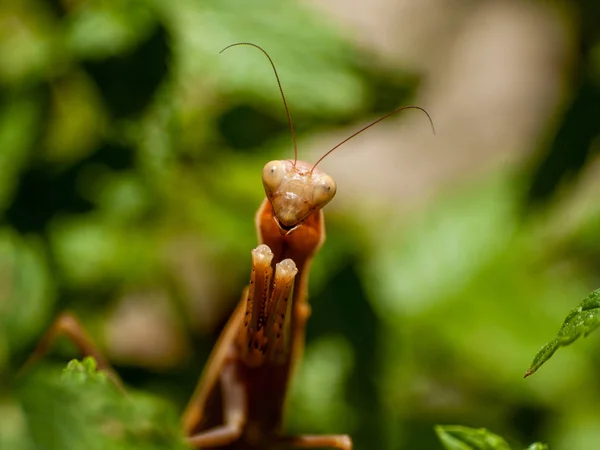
[{"left": 261, "top": 160, "right": 336, "bottom": 234}]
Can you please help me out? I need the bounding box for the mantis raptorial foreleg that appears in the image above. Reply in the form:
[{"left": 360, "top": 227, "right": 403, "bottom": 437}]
[
  {"left": 184, "top": 240, "right": 353, "bottom": 450},
  {"left": 183, "top": 244, "right": 299, "bottom": 447}
]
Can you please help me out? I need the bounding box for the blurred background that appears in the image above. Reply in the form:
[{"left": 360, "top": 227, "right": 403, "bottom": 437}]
[{"left": 1, "top": 0, "right": 600, "bottom": 449}]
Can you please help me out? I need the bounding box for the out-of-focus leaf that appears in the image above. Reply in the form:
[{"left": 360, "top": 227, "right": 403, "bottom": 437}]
[
  {"left": 82, "top": 22, "right": 170, "bottom": 118},
  {"left": 526, "top": 75, "right": 600, "bottom": 206},
  {"left": 524, "top": 443, "right": 549, "bottom": 450},
  {"left": 367, "top": 176, "right": 517, "bottom": 318},
  {"left": 168, "top": 0, "right": 368, "bottom": 116},
  {"left": 18, "top": 357, "right": 186, "bottom": 450},
  {"left": 0, "top": 397, "right": 33, "bottom": 450},
  {"left": 288, "top": 335, "right": 356, "bottom": 434},
  {"left": 0, "top": 93, "right": 41, "bottom": 212},
  {"left": 525, "top": 288, "right": 600, "bottom": 378},
  {"left": 0, "top": 229, "right": 54, "bottom": 361},
  {"left": 79, "top": 169, "right": 151, "bottom": 223},
  {"left": 0, "top": 3, "right": 58, "bottom": 85},
  {"left": 66, "top": 0, "right": 157, "bottom": 60},
  {"left": 44, "top": 73, "right": 104, "bottom": 164},
  {"left": 49, "top": 215, "right": 154, "bottom": 288},
  {"left": 435, "top": 425, "right": 511, "bottom": 450}
]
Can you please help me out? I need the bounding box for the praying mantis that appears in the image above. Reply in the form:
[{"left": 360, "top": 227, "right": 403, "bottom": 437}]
[
  {"left": 22, "top": 43, "right": 434, "bottom": 449},
  {"left": 180, "top": 43, "right": 434, "bottom": 449}
]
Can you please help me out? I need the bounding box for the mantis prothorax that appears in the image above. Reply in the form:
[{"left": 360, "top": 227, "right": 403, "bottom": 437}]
[{"left": 22, "top": 43, "right": 434, "bottom": 450}]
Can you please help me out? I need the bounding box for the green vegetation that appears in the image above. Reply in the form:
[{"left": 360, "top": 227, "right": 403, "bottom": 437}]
[
  {"left": 435, "top": 425, "right": 547, "bottom": 450},
  {"left": 526, "top": 289, "right": 600, "bottom": 378},
  {"left": 2, "top": 0, "right": 600, "bottom": 449}
]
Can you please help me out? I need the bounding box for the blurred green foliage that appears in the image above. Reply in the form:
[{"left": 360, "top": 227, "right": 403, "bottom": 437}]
[
  {"left": 526, "top": 1, "right": 600, "bottom": 206},
  {"left": 2, "top": 0, "right": 600, "bottom": 449}
]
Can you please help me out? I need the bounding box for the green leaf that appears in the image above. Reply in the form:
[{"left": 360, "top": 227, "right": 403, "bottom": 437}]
[
  {"left": 61, "top": 357, "right": 110, "bottom": 385},
  {"left": 0, "top": 229, "right": 55, "bottom": 363},
  {"left": 0, "top": 3, "right": 58, "bottom": 85},
  {"left": 66, "top": 0, "right": 157, "bottom": 59},
  {"left": 525, "top": 444, "right": 549, "bottom": 450},
  {"left": 0, "top": 92, "right": 42, "bottom": 211},
  {"left": 435, "top": 425, "right": 511, "bottom": 450},
  {"left": 287, "top": 336, "right": 356, "bottom": 434},
  {"left": 525, "top": 288, "right": 600, "bottom": 378},
  {"left": 168, "top": 0, "right": 369, "bottom": 116},
  {"left": 18, "top": 357, "right": 186, "bottom": 450},
  {"left": 49, "top": 214, "right": 153, "bottom": 288}
]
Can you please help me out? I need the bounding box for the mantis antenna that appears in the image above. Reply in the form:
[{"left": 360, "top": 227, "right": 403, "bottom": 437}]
[
  {"left": 220, "top": 43, "right": 436, "bottom": 173},
  {"left": 311, "top": 106, "right": 435, "bottom": 172},
  {"left": 220, "top": 42, "right": 299, "bottom": 166}
]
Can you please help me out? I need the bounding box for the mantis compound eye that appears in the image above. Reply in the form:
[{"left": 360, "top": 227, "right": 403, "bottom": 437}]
[
  {"left": 262, "top": 160, "right": 287, "bottom": 196},
  {"left": 311, "top": 174, "right": 336, "bottom": 209}
]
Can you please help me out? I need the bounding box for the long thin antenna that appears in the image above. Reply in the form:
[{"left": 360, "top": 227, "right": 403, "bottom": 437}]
[
  {"left": 311, "top": 106, "right": 435, "bottom": 172},
  {"left": 220, "top": 43, "right": 298, "bottom": 166}
]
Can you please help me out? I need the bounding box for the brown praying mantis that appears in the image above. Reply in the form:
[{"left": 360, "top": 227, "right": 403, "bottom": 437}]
[{"left": 22, "top": 43, "right": 434, "bottom": 449}]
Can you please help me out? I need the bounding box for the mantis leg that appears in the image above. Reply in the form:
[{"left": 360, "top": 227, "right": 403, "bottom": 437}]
[
  {"left": 278, "top": 434, "right": 352, "bottom": 450},
  {"left": 19, "top": 312, "right": 123, "bottom": 390},
  {"left": 181, "top": 291, "right": 246, "bottom": 435},
  {"left": 186, "top": 355, "right": 246, "bottom": 448}
]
